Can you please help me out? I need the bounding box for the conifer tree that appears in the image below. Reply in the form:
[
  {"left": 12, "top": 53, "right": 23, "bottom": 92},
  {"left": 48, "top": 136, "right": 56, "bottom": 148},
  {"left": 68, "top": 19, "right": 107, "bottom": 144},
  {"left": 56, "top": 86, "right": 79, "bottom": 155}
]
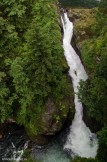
[{"left": 10, "top": 0, "right": 71, "bottom": 135}]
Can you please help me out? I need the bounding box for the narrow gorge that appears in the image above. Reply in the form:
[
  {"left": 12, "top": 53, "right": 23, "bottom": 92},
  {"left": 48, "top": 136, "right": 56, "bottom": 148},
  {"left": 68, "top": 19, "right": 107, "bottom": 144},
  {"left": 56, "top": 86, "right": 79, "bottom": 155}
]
[{"left": 0, "top": 0, "right": 107, "bottom": 162}]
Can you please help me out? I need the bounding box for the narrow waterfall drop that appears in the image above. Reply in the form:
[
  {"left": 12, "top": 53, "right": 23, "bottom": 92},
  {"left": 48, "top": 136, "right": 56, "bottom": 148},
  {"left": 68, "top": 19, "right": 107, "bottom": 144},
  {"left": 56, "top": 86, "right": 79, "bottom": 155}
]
[{"left": 61, "top": 12, "right": 98, "bottom": 158}]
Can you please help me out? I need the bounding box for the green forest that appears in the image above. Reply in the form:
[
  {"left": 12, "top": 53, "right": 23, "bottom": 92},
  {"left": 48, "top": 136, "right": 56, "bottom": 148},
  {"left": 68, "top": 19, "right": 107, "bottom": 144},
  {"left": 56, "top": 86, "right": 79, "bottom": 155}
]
[
  {"left": 78, "top": 0, "right": 107, "bottom": 161},
  {"left": 0, "top": 0, "right": 107, "bottom": 162},
  {"left": 0, "top": 0, "right": 73, "bottom": 136},
  {"left": 59, "top": 0, "right": 99, "bottom": 7}
]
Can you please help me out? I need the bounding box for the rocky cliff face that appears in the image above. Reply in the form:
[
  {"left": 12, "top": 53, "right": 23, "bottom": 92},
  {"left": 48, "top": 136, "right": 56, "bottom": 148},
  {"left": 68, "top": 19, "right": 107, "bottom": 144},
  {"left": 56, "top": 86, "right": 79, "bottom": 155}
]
[
  {"left": 26, "top": 94, "right": 74, "bottom": 145},
  {"left": 68, "top": 8, "right": 96, "bottom": 47}
]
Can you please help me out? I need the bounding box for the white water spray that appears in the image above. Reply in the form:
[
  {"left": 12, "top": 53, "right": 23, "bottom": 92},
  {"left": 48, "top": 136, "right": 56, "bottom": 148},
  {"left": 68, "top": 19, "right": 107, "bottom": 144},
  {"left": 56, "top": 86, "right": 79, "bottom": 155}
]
[
  {"left": 61, "top": 12, "right": 98, "bottom": 158},
  {"left": 12, "top": 141, "right": 28, "bottom": 162}
]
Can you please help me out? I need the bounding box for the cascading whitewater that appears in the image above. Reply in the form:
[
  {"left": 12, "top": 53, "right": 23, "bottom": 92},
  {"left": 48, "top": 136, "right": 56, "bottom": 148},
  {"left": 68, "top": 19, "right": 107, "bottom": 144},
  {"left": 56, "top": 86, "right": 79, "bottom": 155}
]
[{"left": 61, "top": 12, "right": 98, "bottom": 158}]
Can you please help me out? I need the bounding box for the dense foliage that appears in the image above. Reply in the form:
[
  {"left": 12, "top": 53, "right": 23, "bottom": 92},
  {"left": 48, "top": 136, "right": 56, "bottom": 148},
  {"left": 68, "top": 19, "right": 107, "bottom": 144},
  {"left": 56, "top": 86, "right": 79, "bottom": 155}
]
[
  {"left": 59, "top": 0, "right": 99, "bottom": 7},
  {"left": 0, "top": 0, "right": 34, "bottom": 123},
  {"left": 79, "top": 1, "right": 107, "bottom": 161},
  {"left": 71, "top": 157, "right": 101, "bottom": 162},
  {"left": 79, "top": 2, "right": 107, "bottom": 126},
  {"left": 97, "top": 127, "right": 107, "bottom": 161},
  {"left": 0, "top": 0, "right": 72, "bottom": 135}
]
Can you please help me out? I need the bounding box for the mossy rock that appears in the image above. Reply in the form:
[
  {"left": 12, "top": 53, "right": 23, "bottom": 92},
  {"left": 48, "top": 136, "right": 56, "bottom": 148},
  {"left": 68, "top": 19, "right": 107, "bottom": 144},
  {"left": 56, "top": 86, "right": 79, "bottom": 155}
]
[
  {"left": 68, "top": 8, "right": 96, "bottom": 46},
  {"left": 25, "top": 76, "right": 75, "bottom": 144}
]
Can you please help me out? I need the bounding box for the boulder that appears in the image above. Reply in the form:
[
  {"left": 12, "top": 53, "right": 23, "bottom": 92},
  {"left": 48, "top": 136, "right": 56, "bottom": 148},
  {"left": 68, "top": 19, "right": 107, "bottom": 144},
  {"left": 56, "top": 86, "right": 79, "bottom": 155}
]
[{"left": 41, "top": 97, "right": 68, "bottom": 135}]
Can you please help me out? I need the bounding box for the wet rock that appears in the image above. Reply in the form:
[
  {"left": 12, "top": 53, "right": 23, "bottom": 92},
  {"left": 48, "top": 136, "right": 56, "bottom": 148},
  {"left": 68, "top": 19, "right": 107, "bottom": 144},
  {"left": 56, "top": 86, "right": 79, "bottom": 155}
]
[
  {"left": 0, "top": 119, "right": 16, "bottom": 139},
  {"left": 83, "top": 104, "right": 103, "bottom": 133},
  {"left": 41, "top": 97, "right": 64, "bottom": 135},
  {"left": 0, "top": 134, "right": 2, "bottom": 139},
  {"left": 39, "top": 95, "right": 74, "bottom": 137},
  {"left": 26, "top": 93, "right": 74, "bottom": 145},
  {"left": 28, "top": 135, "right": 49, "bottom": 146}
]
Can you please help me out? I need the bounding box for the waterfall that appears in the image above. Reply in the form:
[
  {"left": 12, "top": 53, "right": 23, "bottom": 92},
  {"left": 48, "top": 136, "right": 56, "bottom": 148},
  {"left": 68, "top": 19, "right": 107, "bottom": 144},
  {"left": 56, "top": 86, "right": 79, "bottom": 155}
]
[{"left": 61, "top": 12, "right": 98, "bottom": 158}]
